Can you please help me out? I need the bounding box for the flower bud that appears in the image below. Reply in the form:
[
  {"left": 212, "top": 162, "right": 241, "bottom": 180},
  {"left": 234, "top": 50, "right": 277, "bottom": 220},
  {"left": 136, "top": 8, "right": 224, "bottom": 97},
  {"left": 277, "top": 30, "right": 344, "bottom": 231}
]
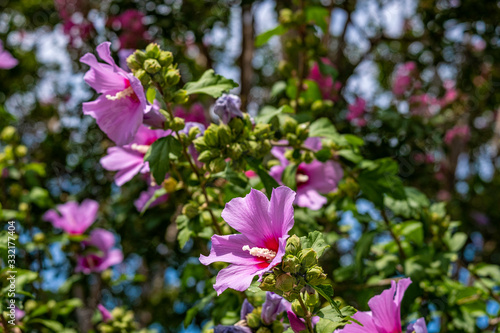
[
  {"left": 15, "top": 145, "right": 27, "bottom": 158},
  {"left": 1, "top": 126, "right": 17, "bottom": 142},
  {"left": 204, "top": 125, "right": 219, "bottom": 147},
  {"left": 126, "top": 54, "right": 142, "bottom": 70},
  {"left": 271, "top": 322, "right": 285, "bottom": 333},
  {"left": 291, "top": 300, "right": 305, "bottom": 317},
  {"left": 283, "top": 117, "right": 298, "bottom": 134},
  {"left": 166, "top": 68, "right": 181, "bottom": 85},
  {"left": 298, "top": 248, "right": 317, "bottom": 268},
  {"left": 275, "top": 273, "right": 295, "bottom": 292},
  {"left": 172, "top": 89, "right": 189, "bottom": 104},
  {"left": 285, "top": 235, "right": 302, "bottom": 255},
  {"left": 33, "top": 232, "right": 45, "bottom": 243},
  {"left": 158, "top": 51, "right": 173, "bottom": 67},
  {"left": 229, "top": 117, "right": 245, "bottom": 135},
  {"left": 296, "top": 123, "right": 309, "bottom": 141},
  {"left": 228, "top": 143, "right": 243, "bottom": 159},
  {"left": 172, "top": 117, "right": 185, "bottom": 132},
  {"left": 279, "top": 8, "right": 293, "bottom": 24},
  {"left": 306, "top": 265, "right": 327, "bottom": 285},
  {"left": 162, "top": 177, "right": 178, "bottom": 193},
  {"left": 144, "top": 59, "right": 161, "bottom": 74},
  {"left": 259, "top": 274, "right": 277, "bottom": 291},
  {"left": 218, "top": 125, "right": 232, "bottom": 146},
  {"left": 256, "top": 328, "right": 272, "bottom": 333},
  {"left": 304, "top": 291, "right": 319, "bottom": 307},
  {"left": 282, "top": 254, "right": 300, "bottom": 274},
  {"left": 145, "top": 43, "right": 161, "bottom": 59},
  {"left": 303, "top": 151, "right": 314, "bottom": 164},
  {"left": 311, "top": 100, "right": 323, "bottom": 113},
  {"left": 182, "top": 203, "right": 199, "bottom": 218},
  {"left": 209, "top": 158, "right": 226, "bottom": 173},
  {"left": 134, "top": 69, "right": 150, "bottom": 86},
  {"left": 246, "top": 312, "right": 261, "bottom": 329},
  {"left": 134, "top": 50, "right": 148, "bottom": 65}
]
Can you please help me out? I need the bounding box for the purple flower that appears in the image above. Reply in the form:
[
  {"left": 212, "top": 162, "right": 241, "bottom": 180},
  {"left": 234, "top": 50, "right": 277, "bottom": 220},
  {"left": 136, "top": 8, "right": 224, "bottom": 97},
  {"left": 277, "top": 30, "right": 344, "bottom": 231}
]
[
  {"left": 200, "top": 186, "right": 296, "bottom": 295},
  {"left": 98, "top": 304, "right": 113, "bottom": 323},
  {"left": 270, "top": 138, "right": 343, "bottom": 210},
  {"left": 336, "top": 278, "right": 427, "bottom": 333},
  {"left": 43, "top": 199, "right": 99, "bottom": 235},
  {"left": 134, "top": 185, "right": 169, "bottom": 212},
  {"left": 287, "top": 311, "right": 320, "bottom": 333},
  {"left": 143, "top": 100, "right": 166, "bottom": 129},
  {"left": 76, "top": 228, "right": 123, "bottom": 274},
  {"left": 261, "top": 292, "right": 291, "bottom": 325},
  {"left": 118, "top": 48, "right": 134, "bottom": 71},
  {"left": 80, "top": 42, "right": 148, "bottom": 145},
  {"left": 0, "top": 41, "right": 18, "bottom": 69},
  {"left": 214, "top": 326, "right": 251, "bottom": 333},
  {"left": 240, "top": 299, "right": 255, "bottom": 320},
  {"left": 214, "top": 94, "right": 244, "bottom": 124},
  {"left": 100, "top": 125, "right": 170, "bottom": 186}
]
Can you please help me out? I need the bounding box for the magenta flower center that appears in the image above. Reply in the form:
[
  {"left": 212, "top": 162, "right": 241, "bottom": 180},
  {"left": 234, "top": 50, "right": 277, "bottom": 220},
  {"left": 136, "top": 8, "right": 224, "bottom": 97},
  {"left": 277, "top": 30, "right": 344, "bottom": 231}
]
[
  {"left": 105, "top": 79, "right": 139, "bottom": 102},
  {"left": 296, "top": 166, "right": 309, "bottom": 187},
  {"left": 242, "top": 245, "right": 277, "bottom": 262}
]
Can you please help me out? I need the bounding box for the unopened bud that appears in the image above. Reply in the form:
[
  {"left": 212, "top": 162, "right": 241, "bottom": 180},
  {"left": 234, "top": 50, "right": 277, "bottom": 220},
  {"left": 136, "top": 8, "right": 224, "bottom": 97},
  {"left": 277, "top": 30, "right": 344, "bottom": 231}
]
[
  {"left": 158, "top": 51, "right": 173, "bottom": 67},
  {"left": 166, "top": 69, "right": 181, "bottom": 85},
  {"left": 291, "top": 300, "right": 305, "bottom": 317},
  {"left": 15, "top": 145, "right": 27, "bottom": 158},
  {"left": 182, "top": 203, "right": 199, "bottom": 219},
  {"left": 256, "top": 328, "right": 271, "bottom": 333},
  {"left": 298, "top": 248, "right": 317, "bottom": 268},
  {"left": 259, "top": 274, "right": 277, "bottom": 291},
  {"left": 296, "top": 123, "right": 309, "bottom": 141},
  {"left": 275, "top": 273, "right": 295, "bottom": 292},
  {"left": 304, "top": 291, "right": 319, "bottom": 307},
  {"left": 145, "top": 43, "right": 161, "bottom": 59},
  {"left": 209, "top": 158, "right": 226, "bottom": 173},
  {"left": 144, "top": 59, "right": 161, "bottom": 74},
  {"left": 172, "top": 117, "right": 185, "bottom": 131},
  {"left": 285, "top": 235, "right": 301, "bottom": 255},
  {"left": 134, "top": 50, "right": 147, "bottom": 65},
  {"left": 204, "top": 126, "right": 219, "bottom": 147},
  {"left": 282, "top": 255, "right": 300, "bottom": 274},
  {"left": 134, "top": 69, "right": 150, "bottom": 86},
  {"left": 162, "top": 177, "right": 178, "bottom": 193},
  {"left": 283, "top": 117, "right": 298, "bottom": 133},
  {"left": 1, "top": 126, "right": 17, "bottom": 142},
  {"left": 126, "top": 54, "right": 141, "bottom": 70},
  {"left": 218, "top": 125, "right": 232, "bottom": 146},
  {"left": 306, "top": 265, "right": 327, "bottom": 285},
  {"left": 172, "top": 89, "right": 189, "bottom": 104},
  {"left": 246, "top": 312, "right": 261, "bottom": 329}
]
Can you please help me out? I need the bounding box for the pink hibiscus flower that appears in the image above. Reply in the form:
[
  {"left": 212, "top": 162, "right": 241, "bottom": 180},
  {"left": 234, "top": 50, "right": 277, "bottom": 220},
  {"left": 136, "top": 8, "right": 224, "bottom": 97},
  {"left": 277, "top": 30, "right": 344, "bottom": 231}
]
[
  {"left": 76, "top": 228, "right": 123, "bottom": 274},
  {"left": 43, "top": 199, "right": 98, "bottom": 235}
]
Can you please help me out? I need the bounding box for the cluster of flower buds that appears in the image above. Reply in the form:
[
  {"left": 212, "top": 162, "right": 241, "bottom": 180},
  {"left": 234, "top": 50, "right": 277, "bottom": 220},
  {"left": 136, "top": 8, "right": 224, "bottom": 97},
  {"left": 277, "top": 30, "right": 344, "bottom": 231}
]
[
  {"left": 127, "top": 43, "right": 188, "bottom": 104},
  {"left": 97, "top": 307, "right": 150, "bottom": 333},
  {"left": 241, "top": 307, "right": 285, "bottom": 333},
  {"left": 259, "top": 235, "right": 326, "bottom": 301},
  {"left": 193, "top": 114, "right": 273, "bottom": 172}
]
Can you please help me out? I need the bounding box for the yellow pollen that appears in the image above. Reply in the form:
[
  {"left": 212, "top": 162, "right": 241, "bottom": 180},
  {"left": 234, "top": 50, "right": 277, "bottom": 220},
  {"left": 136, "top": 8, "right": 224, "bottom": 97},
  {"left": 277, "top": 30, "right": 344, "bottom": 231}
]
[
  {"left": 130, "top": 143, "right": 150, "bottom": 154},
  {"left": 242, "top": 245, "right": 277, "bottom": 261},
  {"left": 106, "top": 86, "right": 135, "bottom": 101},
  {"left": 296, "top": 174, "right": 309, "bottom": 183}
]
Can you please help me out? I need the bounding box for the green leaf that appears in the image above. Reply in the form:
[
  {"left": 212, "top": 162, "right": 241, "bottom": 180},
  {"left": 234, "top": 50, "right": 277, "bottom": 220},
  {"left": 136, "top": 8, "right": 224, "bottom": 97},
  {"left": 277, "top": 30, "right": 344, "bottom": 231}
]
[
  {"left": 270, "top": 81, "right": 287, "bottom": 98},
  {"left": 393, "top": 221, "right": 424, "bottom": 246},
  {"left": 300, "top": 231, "right": 330, "bottom": 258},
  {"left": 317, "top": 59, "right": 338, "bottom": 80},
  {"left": 146, "top": 87, "right": 157, "bottom": 104},
  {"left": 184, "top": 292, "right": 216, "bottom": 328},
  {"left": 309, "top": 118, "right": 339, "bottom": 140},
  {"left": 317, "top": 305, "right": 357, "bottom": 322},
  {"left": 305, "top": 6, "right": 329, "bottom": 31},
  {"left": 309, "top": 284, "right": 343, "bottom": 318},
  {"left": 282, "top": 163, "right": 298, "bottom": 190},
  {"left": 245, "top": 156, "right": 280, "bottom": 199},
  {"left": 144, "top": 136, "right": 182, "bottom": 184},
  {"left": 31, "top": 319, "right": 65, "bottom": 331},
  {"left": 255, "top": 25, "right": 287, "bottom": 47},
  {"left": 176, "top": 215, "right": 194, "bottom": 249},
  {"left": 358, "top": 158, "right": 405, "bottom": 207},
  {"left": 446, "top": 232, "right": 468, "bottom": 252},
  {"left": 256, "top": 106, "right": 285, "bottom": 124},
  {"left": 184, "top": 69, "right": 238, "bottom": 97},
  {"left": 355, "top": 231, "right": 376, "bottom": 275},
  {"left": 337, "top": 149, "right": 363, "bottom": 163}
]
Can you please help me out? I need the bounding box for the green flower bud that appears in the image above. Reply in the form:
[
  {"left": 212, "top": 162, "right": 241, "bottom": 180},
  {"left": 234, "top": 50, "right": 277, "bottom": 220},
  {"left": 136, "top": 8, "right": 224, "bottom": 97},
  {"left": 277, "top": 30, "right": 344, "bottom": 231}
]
[
  {"left": 285, "top": 235, "right": 302, "bottom": 255},
  {"left": 197, "top": 150, "right": 216, "bottom": 163},
  {"left": 204, "top": 125, "right": 219, "bottom": 147},
  {"left": 303, "top": 151, "right": 314, "bottom": 164},
  {"left": 158, "top": 51, "right": 173, "bottom": 67},
  {"left": 182, "top": 203, "right": 199, "bottom": 218},
  {"left": 126, "top": 54, "right": 142, "bottom": 70},
  {"left": 1, "top": 126, "right": 17, "bottom": 142},
  {"left": 298, "top": 248, "right": 317, "bottom": 268},
  {"left": 33, "top": 232, "right": 45, "bottom": 243},
  {"left": 166, "top": 68, "right": 181, "bottom": 85},
  {"left": 311, "top": 100, "right": 323, "bottom": 113},
  {"left": 282, "top": 254, "right": 300, "bottom": 274},
  {"left": 144, "top": 59, "right": 162, "bottom": 74},
  {"left": 259, "top": 274, "right": 277, "bottom": 291},
  {"left": 246, "top": 312, "right": 261, "bottom": 329},
  {"left": 275, "top": 273, "right": 295, "bottom": 292},
  {"left": 271, "top": 321, "right": 285, "bottom": 333},
  {"left": 283, "top": 117, "right": 298, "bottom": 134},
  {"left": 218, "top": 125, "right": 232, "bottom": 146},
  {"left": 15, "top": 145, "right": 27, "bottom": 158},
  {"left": 172, "top": 117, "right": 185, "bottom": 131},
  {"left": 145, "top": 43, "right": 161, "bottom": 59},
  {"left": 193, "top": 137, "right": 208, "bottom": 151},
  {"left": 229, "top": 117, "right": 245, "bottom": 135},
  {"left": 306, "top": 265, "right": 326, "bottom": 285},
  {"left": 134, "top": 69, "right": 150, "bottom": 86},
  {"left": 228, "top": 143, "right": 243, "bottom": 159},
  {"left": 291, "top": 299, "right": 305, "bottom": 317},
  {"left": 279, "top": 8, "right": 293, "bottom": 24},
  {"left": 172, "top": 89, "right": 189, "bottom": 104},
  {"left": 304, "top": 291, "right": 319, "bottom": 307},
  {"left": 253, "top": 123, "right": 270, "bottom": 138},
  {"left": 256, "top": 327, "right": 271, "bottom": 333},
  {"left": 134, "top": 50, "right": 148, "bottom": 65},
  {"left": 209, "top": 158, "right": 226, "bottom": 173},
  {"left": 296, "top": 123, "right": 309, "bottom": 141}
]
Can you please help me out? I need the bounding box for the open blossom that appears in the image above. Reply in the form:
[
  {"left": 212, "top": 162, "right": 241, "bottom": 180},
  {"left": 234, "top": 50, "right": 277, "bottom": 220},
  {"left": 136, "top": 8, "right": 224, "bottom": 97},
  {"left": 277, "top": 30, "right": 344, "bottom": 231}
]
[
  {"left": 214, "top": 94, "right": 244, "bottom": 124},
  {"left": 347, "top": 97, "right": 367, "bottom": 127},
  {"left": 98, "top": 304, "right": 113, "bottom": 323},
  {"left": 336, "top": 278, "right": 427, "bottom": 333},
  {"left": 43, "top": 199, "right": 98, "bottom": 235},
  {"left": 199, "top": 187, "right": 296, "bottom": 295},
  {"left": 308, "top": 58, "right": 342, "bottom": 101},
  {"left": 270, "top": 138, "right": 343, "bottom": 210},
  {"left": 100, "top": 125, "right": 170, "bottom": 186},
  {"left": 80, "top": 42, "right": 148, "bottom": 145},
  {"left": 0, "top": 41, "right": 18, "bottom": 69},
  {"left": 76, "top": 228, "right": 123, "bottom": 274},
  {"left": 444, "top": 125, "right": 470, "bottom": 146}
]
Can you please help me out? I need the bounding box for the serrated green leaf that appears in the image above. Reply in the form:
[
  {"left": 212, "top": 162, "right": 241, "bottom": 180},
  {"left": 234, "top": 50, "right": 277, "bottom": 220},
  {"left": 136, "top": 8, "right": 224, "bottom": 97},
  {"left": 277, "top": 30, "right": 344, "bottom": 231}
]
[
  {"left": 300, "top": 231, "right": 330, "bottom": 258},
  {"left": 184, "top": 69, "right": 238, "bottom": 97},
  {"left": 144, "top": 136, "right": 182, "bottom": 184}
]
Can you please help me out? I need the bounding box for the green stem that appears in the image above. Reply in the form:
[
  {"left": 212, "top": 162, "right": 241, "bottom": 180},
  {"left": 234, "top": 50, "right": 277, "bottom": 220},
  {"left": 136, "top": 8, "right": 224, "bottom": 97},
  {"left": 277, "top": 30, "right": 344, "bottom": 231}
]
[{"left": 297, "top": 294, "right": 314, "bottom": 333}]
